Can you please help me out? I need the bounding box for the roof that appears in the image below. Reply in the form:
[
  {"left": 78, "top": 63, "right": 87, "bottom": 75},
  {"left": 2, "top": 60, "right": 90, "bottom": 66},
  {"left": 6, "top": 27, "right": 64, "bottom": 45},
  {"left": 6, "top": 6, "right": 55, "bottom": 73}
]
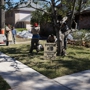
[
  {"left": 83, "top": 7, "right": 90, "bottom": 11},
  {"left": 17, "top": 0, "right": 41, "bottom": 12},
  {"left": 17, "top": 7, "right": 35, "bottom": 12},
  {"left": 75, "top": 7, "right": 90, "bottom": 15},
  {"left": 81, "top": 6, "right": 90, "bottom": 13},
  {"left": 81, "top": 7, "right": 90, "bottom": 14}
]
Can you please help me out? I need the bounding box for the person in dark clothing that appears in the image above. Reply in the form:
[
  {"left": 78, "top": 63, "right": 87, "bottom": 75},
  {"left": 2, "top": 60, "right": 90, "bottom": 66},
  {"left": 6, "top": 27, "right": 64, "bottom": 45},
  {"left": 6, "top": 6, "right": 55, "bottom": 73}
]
[
  {"left": 61, "top": 22, "right": 69, "bottom": 50},
  {"left": 29, "top": 23, "right": 40, "bottom": 54}
]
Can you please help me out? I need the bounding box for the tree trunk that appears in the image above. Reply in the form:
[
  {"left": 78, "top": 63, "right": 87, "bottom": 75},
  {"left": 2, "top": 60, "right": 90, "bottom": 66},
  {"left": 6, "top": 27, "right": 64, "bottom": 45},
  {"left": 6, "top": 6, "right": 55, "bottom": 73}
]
[
  {"left": 77, "top": 0, "right": 83, "bottom": 29},
  {"left": 51, "top": 0, "right": 62, "bottom": 56},
  {"left": 0, "top": 1, "right": 1, "bottom": 30},
  {"left": 67, "top": 0, "right": 76, "bottom": 29},
  {"left": 0, "top": 0, "right": 5, "bottom": 32}
]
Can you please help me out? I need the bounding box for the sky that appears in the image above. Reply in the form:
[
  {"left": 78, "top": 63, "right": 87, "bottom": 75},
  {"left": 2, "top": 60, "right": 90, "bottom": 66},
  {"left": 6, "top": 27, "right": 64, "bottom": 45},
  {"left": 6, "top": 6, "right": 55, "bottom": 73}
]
[
  {"left": 13, "top": 0, "right": 59, "bottom": 4},
  {"left": 13, "top": 0, "right": 20, "bottom": 2},
  {"left": 13, "top": 0, "right": 51, "bottom": 3}
]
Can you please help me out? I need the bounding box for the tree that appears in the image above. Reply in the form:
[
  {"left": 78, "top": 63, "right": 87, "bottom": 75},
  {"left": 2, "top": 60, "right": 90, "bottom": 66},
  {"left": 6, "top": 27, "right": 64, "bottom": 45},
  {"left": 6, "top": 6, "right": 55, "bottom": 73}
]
[
  {"left": 7, "top": 0, "right": 87, "bottom": 55},
  {"left": 32, "top": 0, "right": 88, "bottom": 55},
  {"left": 0, "top": 0, "right": 15, "bottom": 31},
  {"left": 0, "top": 0, "right": 5, "bottom": 32},
  {"left": 1, "top": 0, "right": 88, "bottom": 55},
  {"left": 0, "top": 0, "right": 29, "bottom": 31},
  {"left": 31, "top": 10, "right": 43, "bottom": 24}
]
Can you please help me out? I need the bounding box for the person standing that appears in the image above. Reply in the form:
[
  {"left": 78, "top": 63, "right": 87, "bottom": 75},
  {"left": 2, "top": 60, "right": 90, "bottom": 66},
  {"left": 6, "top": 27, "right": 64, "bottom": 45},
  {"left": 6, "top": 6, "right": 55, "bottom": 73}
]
[
  {"left": 61, "top": 22, "right": 69, "bottom": 50},
  {"left": 29, "top": 23, "right": 40, "bottom": 54},
  {"left": 12, "top": 26, "right": 17, "bottom": 44},
  {"left": 5, "top": 24, "right": 13, "bottom": 46}
]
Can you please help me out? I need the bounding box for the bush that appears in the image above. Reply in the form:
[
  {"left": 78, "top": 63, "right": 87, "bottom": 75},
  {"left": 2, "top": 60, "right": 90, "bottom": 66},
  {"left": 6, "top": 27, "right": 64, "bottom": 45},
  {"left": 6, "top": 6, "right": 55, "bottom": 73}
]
[
  {"left": 70, "top": 29, "right": 90, "bottom": 47},
  {"left": 80, "top": 29, "right": 90, "bottom": 33},
  {"left": 72, "top": 31, "right": 85, "bottom": 40}
]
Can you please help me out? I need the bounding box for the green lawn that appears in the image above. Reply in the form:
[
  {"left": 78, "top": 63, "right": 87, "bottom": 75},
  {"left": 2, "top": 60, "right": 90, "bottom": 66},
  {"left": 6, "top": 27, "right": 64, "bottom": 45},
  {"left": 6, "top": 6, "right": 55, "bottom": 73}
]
[
  {"left": 0, "top": 75, "right": 11, "bottom": 90},
  {"left": 0, "top": 40, "right": 90, "bottom": 79},
  {"left": 0, "top": 28, "right": 90, "bottom": 89}
]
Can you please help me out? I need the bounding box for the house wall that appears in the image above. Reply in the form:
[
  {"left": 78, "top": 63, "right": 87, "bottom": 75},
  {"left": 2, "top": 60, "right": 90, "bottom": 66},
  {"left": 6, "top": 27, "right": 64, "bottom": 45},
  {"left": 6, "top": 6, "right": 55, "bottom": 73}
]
[
  {"left": 5, "top": 10, "right": 32, "bottom": 29},
  {"left": 79, "top": 15, "right": 90, "bottom": 29},
  {"left": 26, "top": 24, "right": 32, "bottom": 30},
  {"left": 5, "top": 11, "right": 15, "bottom": 26},
  {"left": 15, "top": 11, "right": 31, "bottom": 23},
  {"left": 14, "top": 11, "right": 32, "bottom": 29}
]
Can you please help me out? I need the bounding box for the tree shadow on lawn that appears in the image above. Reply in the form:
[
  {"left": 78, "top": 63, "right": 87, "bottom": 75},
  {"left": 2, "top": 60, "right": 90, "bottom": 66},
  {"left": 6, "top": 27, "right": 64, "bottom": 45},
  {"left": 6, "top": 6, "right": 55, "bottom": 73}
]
[
  {"left": 26, "top": 53, "right": 90, "bottom": 78},
  {"left": 0, "top": 44, "right": 44, "bottom": 63},
  {"left": 0, "top": 44, "right": 28, "bottom": 55},
  {"left": 55, "top": 56, "right": 90, "bottom": 73},
  {"left": 76, "top": 51, "right": 90, "bottom": 54},
  {"left": 0, "top": 44, "right": 90, "bottom": 78},
  {"left": 68, "top": 45, "right": 85, "bottom": 50},
  {"left": 0, "top": 47, "right": 21, "bottom": 54},
  {"left": 0, "top": 75, "right": 11, "bottom": 90}
]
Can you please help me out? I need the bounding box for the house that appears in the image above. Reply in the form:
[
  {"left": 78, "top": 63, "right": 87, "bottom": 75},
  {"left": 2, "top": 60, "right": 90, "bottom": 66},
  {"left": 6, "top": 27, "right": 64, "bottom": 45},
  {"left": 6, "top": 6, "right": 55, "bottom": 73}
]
[
  {"left": 75, "top": 7, "right": 90, "bottom": 29},
  {"left": 5, "top": 1, "right": 41, "bottom": 30},
  {"left": 5, "top": 8, "right": 34, "bottom": 30}
]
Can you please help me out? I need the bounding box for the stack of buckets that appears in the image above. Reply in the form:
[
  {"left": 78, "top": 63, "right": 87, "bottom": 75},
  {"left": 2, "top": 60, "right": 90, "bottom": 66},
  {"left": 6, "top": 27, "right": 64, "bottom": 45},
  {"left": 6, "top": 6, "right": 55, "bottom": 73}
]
[
  {"left": 0, "top": 28, "right": 5, "bottom": 44},
  {"left": 0, "top": 28, "right": 5, "bottom": 34}
]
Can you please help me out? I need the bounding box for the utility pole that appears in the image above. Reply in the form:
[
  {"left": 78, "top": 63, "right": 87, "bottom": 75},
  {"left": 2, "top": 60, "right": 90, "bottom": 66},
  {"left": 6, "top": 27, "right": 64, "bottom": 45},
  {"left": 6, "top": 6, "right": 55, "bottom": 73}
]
[{"left": 0, "top": 0, "right": 5, "bottom": 33}]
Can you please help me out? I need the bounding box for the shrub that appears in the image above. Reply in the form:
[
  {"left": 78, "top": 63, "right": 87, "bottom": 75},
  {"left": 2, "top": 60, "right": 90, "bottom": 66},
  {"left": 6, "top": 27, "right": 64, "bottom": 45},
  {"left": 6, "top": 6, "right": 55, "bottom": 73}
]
[{"left": 71, "top": 29, "right": 90, "bottom": 47}]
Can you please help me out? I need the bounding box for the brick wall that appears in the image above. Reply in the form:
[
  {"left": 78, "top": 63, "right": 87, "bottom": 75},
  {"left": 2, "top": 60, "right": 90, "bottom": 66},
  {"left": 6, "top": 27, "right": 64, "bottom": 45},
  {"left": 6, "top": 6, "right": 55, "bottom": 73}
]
[{"left": 79, "top": 14, "right": 90, "bottom": 29}]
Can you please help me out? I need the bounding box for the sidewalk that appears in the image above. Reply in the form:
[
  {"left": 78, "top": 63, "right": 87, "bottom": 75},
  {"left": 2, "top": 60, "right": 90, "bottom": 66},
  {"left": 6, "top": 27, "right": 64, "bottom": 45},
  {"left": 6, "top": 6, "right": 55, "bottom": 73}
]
[
  {"left": 54, "top": 70, "right": 90, "bottom": 90},
  {"left": 0, "top": 52, "right": 90, "bottom": 90},
  {"left": 0, "top": 52, "right": 70, "bottom": 90}
]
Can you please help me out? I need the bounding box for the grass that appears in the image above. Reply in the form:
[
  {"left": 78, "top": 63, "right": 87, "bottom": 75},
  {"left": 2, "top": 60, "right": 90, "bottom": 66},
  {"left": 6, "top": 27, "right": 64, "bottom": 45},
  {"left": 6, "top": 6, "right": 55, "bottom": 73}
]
[
  {"left": 15, "top": 36, "right": 31, "bottom": 42},
  {"left": 0, "top": 29, "right": 89, "bottom": 89},
  {"left": 0, "top": 40, "right": 90, "bottom": 79},
  {"left": 0, "top": 75, "right": 11, "bottom": 90},
  {"left": 16, "top": 28, "right": 27, "bottom": 32}
]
